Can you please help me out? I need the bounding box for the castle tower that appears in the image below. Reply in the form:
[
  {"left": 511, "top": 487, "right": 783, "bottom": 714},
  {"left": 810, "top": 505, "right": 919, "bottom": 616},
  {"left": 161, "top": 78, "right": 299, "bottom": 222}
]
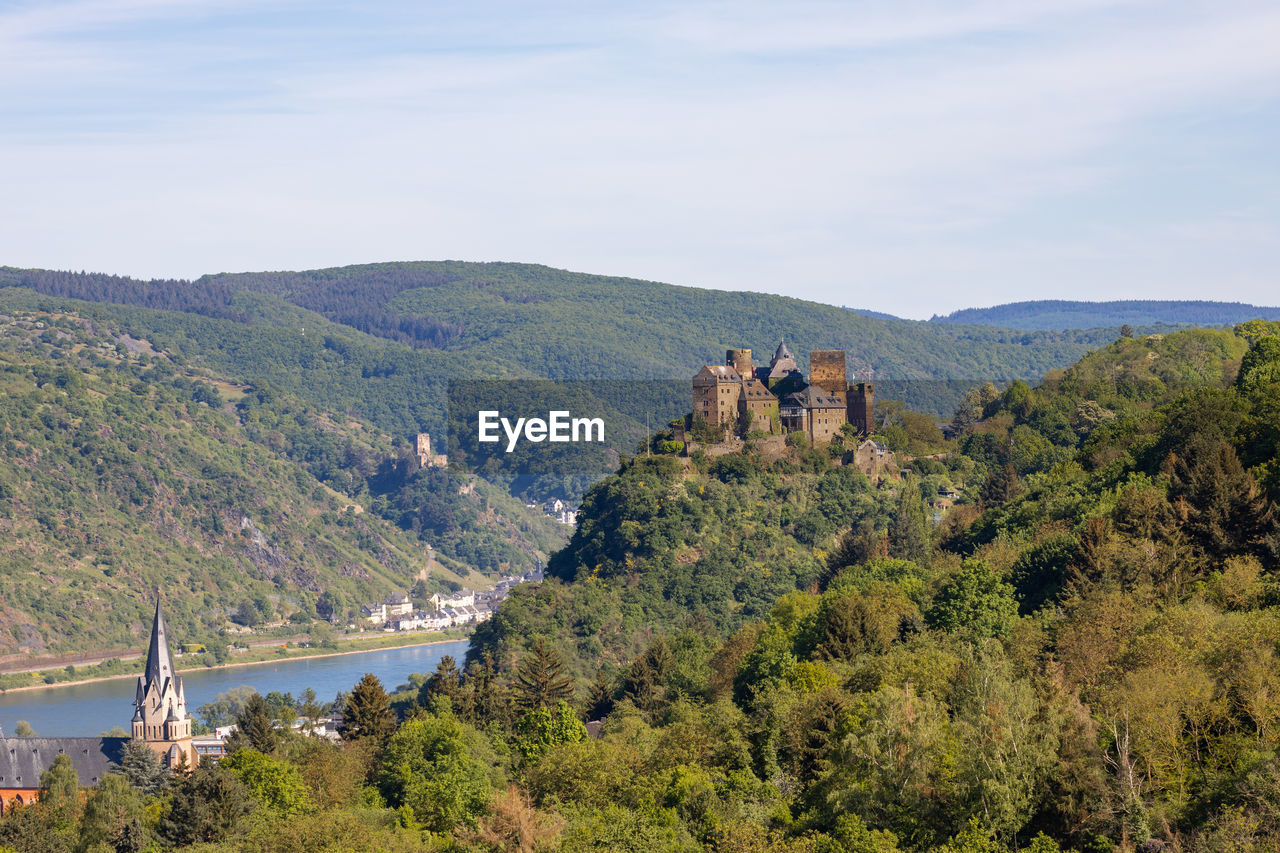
[
  {"left": 726, "top": 348, "right": 753, "bottom": 378},
  {"left": 132, "top": 598, "right": 197, "bottom": 770},
  {"left": 809, "top": 350, "right": 847, "bottom": 403},
  {"left": 848, "top": 382, "right": 875, "bottom": 435}
]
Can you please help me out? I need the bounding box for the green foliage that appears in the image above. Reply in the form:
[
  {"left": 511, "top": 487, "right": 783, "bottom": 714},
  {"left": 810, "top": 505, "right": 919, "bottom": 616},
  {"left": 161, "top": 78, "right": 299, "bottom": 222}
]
[
  {"left": 159, "top": 762, "right": 254, "bottom": 846},
  {"left": 515, "top": 700, "right": 588, "bottom": 763},
  {"left": 341, "top": 673, "right": 397, "bottom": 744},
  {"left": 377, "top": 710, "right": 496, "bottom": 832},
  {"left": 925, "top": 561, "right": 1018, "bottom": 639},
  {"left": 221, "top": 748, "right": 314, "bottom": 816}
]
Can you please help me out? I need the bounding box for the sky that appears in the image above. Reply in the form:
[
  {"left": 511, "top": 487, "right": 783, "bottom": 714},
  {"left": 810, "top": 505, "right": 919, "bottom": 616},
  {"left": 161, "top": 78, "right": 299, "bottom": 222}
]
[{"left": 1, "top": 0, "right": 1277, "bottom": 319}]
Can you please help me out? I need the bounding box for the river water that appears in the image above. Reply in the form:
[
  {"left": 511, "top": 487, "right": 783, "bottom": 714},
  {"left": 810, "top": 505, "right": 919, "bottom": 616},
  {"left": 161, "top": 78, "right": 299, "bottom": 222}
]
[{"left": 0, "top": 640, "right": 470, "bottom": 737}]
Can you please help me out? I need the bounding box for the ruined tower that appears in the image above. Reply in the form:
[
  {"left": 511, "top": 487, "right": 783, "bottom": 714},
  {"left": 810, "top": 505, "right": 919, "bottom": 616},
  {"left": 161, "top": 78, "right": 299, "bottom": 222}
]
[
  {"left": 848, "top": 382, "right": 875, "bottom": 436},
  {"left": 725, "top": 348, "right": 754, "bottom": 378},
  {"left": 132, "top": 598, "right": 197, "bottom": 770},
  {"left": 809, "top": 350, "right": 847, "bottom": 404}
]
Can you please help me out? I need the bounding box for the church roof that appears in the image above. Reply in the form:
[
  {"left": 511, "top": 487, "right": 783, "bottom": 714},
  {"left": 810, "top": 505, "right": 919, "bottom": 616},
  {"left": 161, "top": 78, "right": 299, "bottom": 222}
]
[
  {"left": 143, "top": 598, "right": 177, "bottom": 694},
  {"left": 773, "top": 339, "right": 794, "bottom": 363},
  {"left": 0, "top": 737, "right": 128, "bottom": 789}
]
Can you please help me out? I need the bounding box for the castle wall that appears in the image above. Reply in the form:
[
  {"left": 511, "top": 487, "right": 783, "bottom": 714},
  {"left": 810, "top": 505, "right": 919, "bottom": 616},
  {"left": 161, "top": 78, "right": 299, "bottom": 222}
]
[
  {"left": 848, "top": 382, "right": 874, "bottom": 435},
  {"left": 809, "top": 350, "right": 847, "bottom": 402}
]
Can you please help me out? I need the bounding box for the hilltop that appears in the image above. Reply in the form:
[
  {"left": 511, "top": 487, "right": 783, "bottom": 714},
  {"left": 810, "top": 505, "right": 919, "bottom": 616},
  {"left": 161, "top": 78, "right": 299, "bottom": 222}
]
[
  {"left": 2, "top": 262, "right": 1139, "bottom": 423},
  {"left": 932, "top": 298, "right": 1280, "bottom": 330}
]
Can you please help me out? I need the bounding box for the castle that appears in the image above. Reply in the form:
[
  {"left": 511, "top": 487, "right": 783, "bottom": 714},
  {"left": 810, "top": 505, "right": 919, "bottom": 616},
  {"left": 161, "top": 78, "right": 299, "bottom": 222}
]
[{"left": 692, "top": 340, "right": 874, "bottom": 445}]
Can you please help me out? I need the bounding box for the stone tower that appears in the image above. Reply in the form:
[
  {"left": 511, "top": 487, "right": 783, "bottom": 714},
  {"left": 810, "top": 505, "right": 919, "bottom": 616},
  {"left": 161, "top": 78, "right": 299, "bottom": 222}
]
[
  {"left": 132, "top": 598, "right": 197, "bottom": 770},
  {"left": 848, "top": 382, "right": 875, "bottom": 435},
  {"left": 809, "top": 350, "right": 847, "bottom": 403},
  {"left": 725, "top": 348, "right": 753, "bottom": 378}
]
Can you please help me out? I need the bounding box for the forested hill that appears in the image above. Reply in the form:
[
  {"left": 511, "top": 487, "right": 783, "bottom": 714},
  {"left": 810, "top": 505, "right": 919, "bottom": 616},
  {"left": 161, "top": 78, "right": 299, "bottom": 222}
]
[
  {"left": 0, "top": 307, "right": 563, "bottom": 658},
  {"left": 2, "top": 262, "right": 1128, "bottom": 387},
  {"left": 454, "top": 322, "right": 1280, "bottom": 852},
  {"left": 933, "top": 298, "right": 1280, "bottom": 330}
]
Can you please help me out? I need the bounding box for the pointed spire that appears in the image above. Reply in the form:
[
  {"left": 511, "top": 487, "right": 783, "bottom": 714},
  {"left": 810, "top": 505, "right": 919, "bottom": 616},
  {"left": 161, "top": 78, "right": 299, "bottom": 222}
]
[{"left": 144, "top": 596, "right": 176, "bottom": 696}]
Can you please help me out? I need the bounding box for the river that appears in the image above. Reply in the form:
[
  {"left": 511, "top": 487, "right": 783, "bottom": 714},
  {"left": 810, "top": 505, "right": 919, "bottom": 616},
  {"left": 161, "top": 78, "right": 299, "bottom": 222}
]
[{"left": 0, "top": 640, "right": 470, "bottom": 738}]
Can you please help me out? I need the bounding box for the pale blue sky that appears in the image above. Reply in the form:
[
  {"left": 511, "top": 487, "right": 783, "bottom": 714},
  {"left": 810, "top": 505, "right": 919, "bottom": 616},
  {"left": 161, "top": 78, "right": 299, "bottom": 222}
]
[{"left": 2, "top": 0, "right": 1277, "bottom": 318}]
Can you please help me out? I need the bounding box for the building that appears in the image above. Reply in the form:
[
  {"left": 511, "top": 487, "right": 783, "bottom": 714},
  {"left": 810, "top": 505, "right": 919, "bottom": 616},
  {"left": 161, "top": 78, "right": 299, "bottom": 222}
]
[
  {"left": 131, "top": 598, "right": 198, "bottom": 770},
  {"left": 692, "top": 364, "right": 743, "bottom": 427},
  {"left": 848, "top": 382, "right": 875, "bottom": 435},
  {"left": 780, "top": 385, "right": 848, "bottom": 444},
  {"left": 360, "top": 602, "right": 387, "bottom": 625},
  {"left": 0, "top": 737, "right": 128, "bottom": 815},
  {"left": 415, "top": 433, "right": 448, "bottom": 468},
  {"left": 384, "top": 591, "right": 413, "bottom": 619}
]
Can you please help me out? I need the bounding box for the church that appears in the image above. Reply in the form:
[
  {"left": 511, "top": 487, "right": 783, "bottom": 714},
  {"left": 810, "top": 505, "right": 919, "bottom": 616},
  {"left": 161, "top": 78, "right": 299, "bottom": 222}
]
[{"left": 0, "top": 597, "right": 197, "bottom": 813}]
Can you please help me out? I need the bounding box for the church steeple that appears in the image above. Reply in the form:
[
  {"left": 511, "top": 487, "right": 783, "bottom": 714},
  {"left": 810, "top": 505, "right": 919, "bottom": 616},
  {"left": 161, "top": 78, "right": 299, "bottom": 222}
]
[
  {"left": 144, "top": 597, "right": 177, "bottom": 693},
  {"left": 133, "top": 596, "right": 196, "bottom": 769}
]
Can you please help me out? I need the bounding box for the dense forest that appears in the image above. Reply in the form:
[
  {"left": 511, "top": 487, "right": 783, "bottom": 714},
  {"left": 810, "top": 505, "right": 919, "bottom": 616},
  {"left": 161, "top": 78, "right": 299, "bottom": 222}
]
[
  {"left": 0, "top": 307, "right": 563, "bottom": 657},
  {"left": 933, "top": 300, "right": 1280, "bottom": 331},
  {"left": 4, "top": 322, "right": 1277, "bottom": 851},
  {"left": 1, "top": 262, "right": 1155, "bottom": 418}
]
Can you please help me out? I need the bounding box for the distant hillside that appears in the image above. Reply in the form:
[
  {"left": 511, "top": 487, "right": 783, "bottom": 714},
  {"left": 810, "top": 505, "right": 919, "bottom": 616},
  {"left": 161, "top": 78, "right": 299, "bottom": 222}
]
[
  {"left": 932, "top": 299, "right": 1280, "bottom": 330},
  {"left": 0, "top": 307, "right": 563, "bottom": 657},
  {"left": 2, "top": 263, "right": 1142, "bottom": 424}
]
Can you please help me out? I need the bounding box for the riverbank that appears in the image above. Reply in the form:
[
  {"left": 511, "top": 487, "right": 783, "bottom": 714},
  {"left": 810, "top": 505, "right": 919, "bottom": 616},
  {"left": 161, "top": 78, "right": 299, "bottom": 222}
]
[{"left": 0, "top": 629, "right": 471, "bottom": 695}]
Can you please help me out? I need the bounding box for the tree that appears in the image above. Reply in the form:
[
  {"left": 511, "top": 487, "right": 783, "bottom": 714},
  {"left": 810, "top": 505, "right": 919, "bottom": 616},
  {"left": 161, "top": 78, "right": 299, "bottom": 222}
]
[
  {"left": 13, "top": 721, "right": 34, "bottom": 737},
  {"left": 76, "top": 774, "right": 146, "bottom": 853},
  {"left": 39, "top": 753, "right": 80, "bottom": 823},
  {"left": 116, "top": 738, "right": 170, "bottom": 796},
  {"left": 225, "top": 692, "right": 278, "bottom": 754},
  {"left": 220, "top": 749, "right": 313, "bottom": 816},
  {"left": 888, "top": 476, "right": 930, "bottom": 564},
  {"left": 1169, "top": 439, "right": 1277, "bottom": 562},
  {"left": 926, "top": 560, "right": 1018, "bottom": 639},
  {"left": 341, "top": 673, "right": 396, "bottom": 744},
  {"left": 513, "top": 639, "right": 575, "bottom": 712},
  {"left": 515, "top": 701, "right": 588, "bottom": 764},
  {"left": 418, "top": 654, "right": 462, "bottom": 708},
  {"left": 159, "top": 763, "right": 254, "bottom": 846},
  {"left": 377, "top": 712, "right": 494, "bottom": 832},
  {"left": 979, "top": 463, "right": 1022, "bottom": 506},
  {"left": 622, "top": 638, "right": 673, "bottom": 716}
]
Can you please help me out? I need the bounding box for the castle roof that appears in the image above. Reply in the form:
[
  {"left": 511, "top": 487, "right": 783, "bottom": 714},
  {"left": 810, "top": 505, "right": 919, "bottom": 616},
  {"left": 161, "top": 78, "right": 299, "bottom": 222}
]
[
  {"left": 694, "top": 364, "right": 742, "bottom": 383},
  {"left": 0, "top": 737, "right": 128, "bottom": 789},
  {"left": 783, "top": 385, "right": 845, "bottom": 410},
  {"left": 773, "top": 339, "right": 794, "bottom": 363}
]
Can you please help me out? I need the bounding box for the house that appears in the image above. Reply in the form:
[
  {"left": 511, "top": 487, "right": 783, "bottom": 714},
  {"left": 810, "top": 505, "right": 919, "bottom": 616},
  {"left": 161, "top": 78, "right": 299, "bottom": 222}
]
[
  {"left": 429, "top": 589, "right": 476, "bottom": 610},
  {"left": 384, "top": 591, "right": 413, "bottom": 619},
  {"left": 360, "top": 602, "right": 386, "bottom": 625}
]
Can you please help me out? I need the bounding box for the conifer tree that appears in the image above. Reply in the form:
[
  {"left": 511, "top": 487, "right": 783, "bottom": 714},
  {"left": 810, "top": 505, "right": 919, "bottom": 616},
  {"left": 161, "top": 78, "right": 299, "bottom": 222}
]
[
  {"left": 513, "top": 639, "right": 575, "bottom": 712},
  {"left": 160, "top": 763, "right": 253, "bottom": 846},
  {"left": 418, "top": 654, "right": 462, "bottom": 709},
  {"left": 117, "top": 738, "right": 170, "bottom": 796},
  {"left": 889, "top": 475, "right": 930, "bottom": 564},
  {"left": 341, "top": 673, "right": 396, "bottom": 744},
  {"left": 226, "top": 692, "right": 278, "bottom": 755},
  {"left": 583, "top": 669, "right": 616, "bottom": 721}
]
